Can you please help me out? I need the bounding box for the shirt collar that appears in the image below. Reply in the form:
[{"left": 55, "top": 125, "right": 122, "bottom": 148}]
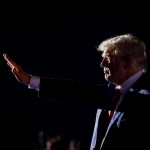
[{"left": 116, "top": 70, "right": 145, "bottom": 96}]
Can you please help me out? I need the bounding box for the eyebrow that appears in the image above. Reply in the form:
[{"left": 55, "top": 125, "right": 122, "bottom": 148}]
[{"left": 102, "top": 52, "right": 111, "bottom": 57}]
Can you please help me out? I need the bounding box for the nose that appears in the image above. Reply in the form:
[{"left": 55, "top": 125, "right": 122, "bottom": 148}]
[{"left": 100, "top": 58, "right": 107, "bottom": 68}]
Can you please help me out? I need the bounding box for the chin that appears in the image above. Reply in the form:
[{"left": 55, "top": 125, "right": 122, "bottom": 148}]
[
  {"left": 105, "top": 76, "right": 116, "bottom": 84},
  {"left": 105, "top": 75, "right": 110, "bottom": 81}
]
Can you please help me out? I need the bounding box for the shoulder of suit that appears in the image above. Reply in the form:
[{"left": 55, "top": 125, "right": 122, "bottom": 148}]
[
  {"left": 129, "top": 88, "right": 150, "bottom": 96},
  {"left": 128, "top": 71, "right": 150, "bottom": 96}
]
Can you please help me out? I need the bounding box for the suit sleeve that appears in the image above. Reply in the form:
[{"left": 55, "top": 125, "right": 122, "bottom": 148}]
[{"left": 38, "top": 77, "right": 112, "bottom": 109}]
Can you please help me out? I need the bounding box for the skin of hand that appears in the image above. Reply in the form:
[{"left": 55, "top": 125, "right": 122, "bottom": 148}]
[{"left": 3, "top": 53, "right": 31, "bottom": 85}]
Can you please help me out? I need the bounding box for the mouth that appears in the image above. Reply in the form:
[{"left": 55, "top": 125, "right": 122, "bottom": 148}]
[{"left": 104, "top": 68, "right": 109, "bottom": 74}]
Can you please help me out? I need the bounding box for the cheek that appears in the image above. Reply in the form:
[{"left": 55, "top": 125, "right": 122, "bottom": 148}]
[
  {"left": 108, "top": 63, "right": 118, "bottom": 71},
  {"left": 109, "top": 63, "right": 123, "bottom": 75}
]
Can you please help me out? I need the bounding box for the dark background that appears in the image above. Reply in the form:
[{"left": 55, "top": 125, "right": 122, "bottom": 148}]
[{"left": 0, "top": 5, "right": 149, "bottom": 150}]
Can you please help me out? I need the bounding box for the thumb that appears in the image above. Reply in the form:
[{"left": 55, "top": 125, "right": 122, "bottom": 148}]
[
  {"left": 12, "top": 67, "right": 21, "bottom": 81},
  {"left": 12, "top": 67, "right": 19, "bottom": 75}
]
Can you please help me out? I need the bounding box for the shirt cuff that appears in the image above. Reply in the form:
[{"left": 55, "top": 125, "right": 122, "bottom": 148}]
[{"left": 28, "top": 75, "right": 40, "bottom": 91}]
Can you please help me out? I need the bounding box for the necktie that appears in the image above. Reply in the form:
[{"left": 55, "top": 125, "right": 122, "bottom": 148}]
[{"left": 108, "top": 89, "right": 121, "bottom": 120}]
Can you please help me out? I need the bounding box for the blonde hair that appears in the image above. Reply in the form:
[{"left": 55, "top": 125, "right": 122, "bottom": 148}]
[{"left": 97, "top": 33, "right": 147, "bottom": 70}]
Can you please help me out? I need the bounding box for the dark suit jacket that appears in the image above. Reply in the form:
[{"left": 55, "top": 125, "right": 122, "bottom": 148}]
[{"left": 38, "top": 72, "right": 150, "bottom": 150}]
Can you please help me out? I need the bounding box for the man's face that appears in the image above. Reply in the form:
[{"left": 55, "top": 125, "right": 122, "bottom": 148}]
[{"left": 100, "top": 49, "right": 128, "bottom": 85}]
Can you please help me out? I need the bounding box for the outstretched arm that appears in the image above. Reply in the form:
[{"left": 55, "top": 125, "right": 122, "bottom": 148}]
[{"left": 3, "top": 53, "right": 31, "bottom": 85}]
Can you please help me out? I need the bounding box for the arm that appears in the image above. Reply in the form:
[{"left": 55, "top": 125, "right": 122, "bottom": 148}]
[
  {"left": 39, "top": 77, "right": 112, "bottom": 108},
  {"left": 3, "top": 53, "right": 112, "bottom": 109}
]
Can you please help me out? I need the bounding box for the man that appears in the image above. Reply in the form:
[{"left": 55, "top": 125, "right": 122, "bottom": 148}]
[{"left": 3, "top": 33, "right": 150, "bottom": 150}]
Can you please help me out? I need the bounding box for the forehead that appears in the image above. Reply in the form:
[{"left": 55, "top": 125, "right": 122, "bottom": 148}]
[{"left": 102, "top": 48, "right": 115, "bottom": 57}]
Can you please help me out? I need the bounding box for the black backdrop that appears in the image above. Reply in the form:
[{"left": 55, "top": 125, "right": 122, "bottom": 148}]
[{"left": 0, "top": 8, "right": 149, "bottom": 150}]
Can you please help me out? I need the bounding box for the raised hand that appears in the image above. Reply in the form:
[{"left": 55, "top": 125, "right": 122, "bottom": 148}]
[{"left": 3, "top": 53, "right": 31, "bottom": 85}]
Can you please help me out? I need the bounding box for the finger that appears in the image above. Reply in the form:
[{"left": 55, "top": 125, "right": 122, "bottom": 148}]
[
  {"left": 7, "top": 62, "right": 14, "bottom": 70},
  {"left": 3, "top": 53, "right": 18, "bottom": 69}
]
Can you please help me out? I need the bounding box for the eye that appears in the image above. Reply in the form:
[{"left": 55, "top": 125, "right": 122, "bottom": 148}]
[{"left": 105, "top": 56, "right": 111, "bottom": 63}]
